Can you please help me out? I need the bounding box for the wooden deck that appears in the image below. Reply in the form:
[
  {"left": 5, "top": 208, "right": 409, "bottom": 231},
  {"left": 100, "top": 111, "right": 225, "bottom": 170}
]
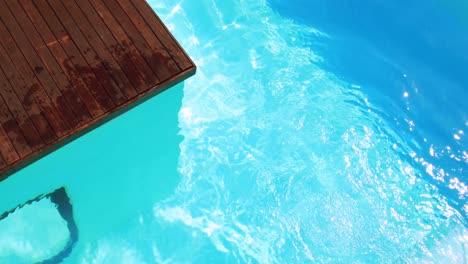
[{"left": 0, "top": 0, "right": 195, "bottom": 179}]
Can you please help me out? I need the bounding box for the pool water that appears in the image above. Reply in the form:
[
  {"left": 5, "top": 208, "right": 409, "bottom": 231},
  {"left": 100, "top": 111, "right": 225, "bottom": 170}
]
[
  {"left": 2, "top": 0, "right": 468, "bottom": 263},
  {"left": 149, "top": 0, "right": 468, "bottom": 262}
]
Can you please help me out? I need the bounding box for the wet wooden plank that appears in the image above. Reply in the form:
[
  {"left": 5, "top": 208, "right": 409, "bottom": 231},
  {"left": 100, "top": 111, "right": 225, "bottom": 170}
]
[
  {"left": 75, "top": 0, "right": 157, "bottom": 92},
  {"left": 86, "top": 0, "right": 161, "bottom": 89},
  {"left": 0, "top": 150, "right": 6, "bottom": 170},
  {"left": 61, "top": 0, "right": 139, "bottom": 100},
  {"left": 0, "top": 94, "right": 32, "bottom": 158},
  {"left": 101, "top": 0, "right": 178, "bottom": 81},
  {"left": 0, "top": 0, "right": 79, "bottom": 131},
  {"left": 18, "top": 0, "right": 104, "bottom": 118},
  {"left": 4, "top": 0, "right": 92, "bottom": 125},
  {"left": 0, "top": 118, "right": 19, "bottom": 164},
  {"left": 0, "top": 10, "right": 70, "bottom": 137},
  {"left": 113, "top": 0, "right": 181, "bottom": 77},
  {"left": 32, "top": 0, "right": 116, "bottom": 112},
  {"left": 0, "top": 58, "right": 44, "bottom": 152},
  {"left": 131, "top": 0, "right": 194, "bottom": 70},
  {"left": 0, "top": 23, "right": 56, "bottom": 147},
  {"left": 0, "top": 0, "right": 196, "bottom": 180},
  {"left": 44, "top": 0, "right": 127, "bottom": 106}
]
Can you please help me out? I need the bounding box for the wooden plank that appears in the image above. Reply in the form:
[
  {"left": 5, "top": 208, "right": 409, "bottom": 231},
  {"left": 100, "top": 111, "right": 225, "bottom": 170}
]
[
  {"left": 0, "top": 58, "right": 44, "bottom": 152},
  {"left": 0, "top": 118, "right": 19, "bottom": 164},
  {"left": 0, "top": 8, "right": 71, "bottom": 136},
  {"left": 0, "top": 93, "right": 32, "bottom": 158},
  {"left": 18, "top": 0, "right": 104, "bottom": 118},
  {"left": 0, "top": 0, "right": 196, "bottom": 180},
  {"left": 75, "top": 0, "right": 158, "bottom": 92},
  {"left": 0, "top": 149, "right": 6, "bottom": 170},
  {"left": 113, "top": 0, "right": 181, "bottom": 78},
  {"left": 0, "top": 1, "right": 79, "bottom": 131},
  {"left": 80, "top": 0, "right": 160, "bottom": 89},
  {"left": 100, "top": 0, "right": 178, "bottom": 81},
  {"left": 45, "top": 0, "right": 128, "bottom": 106},
  {"left": 0, "top": 23, "right": 57, "bottom": 146},
  {"left": 4, "top": 0, "right": 92, "bottom": 125},
  {"left": 60, "top": 0, "right": 139, "bottom": 100},
  {"left": 0, "top": 40, "right": 45, "bottom": 150},
  {"left": 132, "top": 0, "right": 194, "bottom": 70},
  {"left": 32, "top": 0, "right": 116, "bottom": 112},
  {"left": 0, "top": 95, "right": 21, "bottom": 163}
]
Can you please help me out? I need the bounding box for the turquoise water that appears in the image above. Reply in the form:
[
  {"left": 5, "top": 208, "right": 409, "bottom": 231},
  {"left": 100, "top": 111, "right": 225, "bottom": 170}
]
[
  {"left": 0, "top": 83, "right": 184, "bottom": 263},
  {"left": 2, "top": 0, "right": 468, "bottom": 263}
]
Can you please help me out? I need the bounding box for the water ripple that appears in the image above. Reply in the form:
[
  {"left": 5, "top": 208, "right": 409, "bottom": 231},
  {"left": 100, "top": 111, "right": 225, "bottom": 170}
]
[{"left": 145, "top": 0, "right": 468, "bottom": 263}]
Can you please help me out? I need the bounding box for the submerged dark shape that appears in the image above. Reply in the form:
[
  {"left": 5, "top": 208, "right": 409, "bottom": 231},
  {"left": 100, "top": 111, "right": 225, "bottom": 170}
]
[{"left": 0, "top": 187, "right": 78, "bottom": 264}]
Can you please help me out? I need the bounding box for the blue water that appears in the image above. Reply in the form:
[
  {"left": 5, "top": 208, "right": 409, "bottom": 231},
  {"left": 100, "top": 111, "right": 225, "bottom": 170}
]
[
  {"left": 1, "top": 0, "right": 468, "bottom": 263},
  {"left": 268, "top": 0, "right": 468, "bottom": 208},
  {"left": 148, "top": 0, "right": 468, "bottom": 262}
]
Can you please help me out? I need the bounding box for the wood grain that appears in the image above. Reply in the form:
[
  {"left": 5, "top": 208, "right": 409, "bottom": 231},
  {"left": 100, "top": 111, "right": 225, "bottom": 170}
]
[{"left": 0, "top": 0, "right": 196, "bottom": 179}]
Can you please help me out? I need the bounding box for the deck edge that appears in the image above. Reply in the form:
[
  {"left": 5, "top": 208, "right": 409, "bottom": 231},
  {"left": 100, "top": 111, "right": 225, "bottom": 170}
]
[{"left": 0, "top": 66, "right": 196, "bottom": 181}]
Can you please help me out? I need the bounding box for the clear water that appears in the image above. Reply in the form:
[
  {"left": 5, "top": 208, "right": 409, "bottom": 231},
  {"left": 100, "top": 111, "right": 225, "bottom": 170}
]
[
  {"left": 149, "top": 0, "right": 468, "bottom": 262},
  {"left": 0, "top": 197, "right": 70, "bottom": 262},
  {"left": 2, "top": 0, "right": 468, "bottom": 263}
]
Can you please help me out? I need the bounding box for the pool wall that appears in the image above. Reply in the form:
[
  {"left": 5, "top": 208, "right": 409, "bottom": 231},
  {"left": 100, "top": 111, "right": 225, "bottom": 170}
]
[{"left": 0, "top": 82, "right": 185, "bottom": 262}]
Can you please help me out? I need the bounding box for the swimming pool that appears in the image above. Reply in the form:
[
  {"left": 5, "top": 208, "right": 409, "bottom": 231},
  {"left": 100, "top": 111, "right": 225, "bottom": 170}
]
[{"left": 1, "top": 0, "right": 468, "bottom": 263}]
